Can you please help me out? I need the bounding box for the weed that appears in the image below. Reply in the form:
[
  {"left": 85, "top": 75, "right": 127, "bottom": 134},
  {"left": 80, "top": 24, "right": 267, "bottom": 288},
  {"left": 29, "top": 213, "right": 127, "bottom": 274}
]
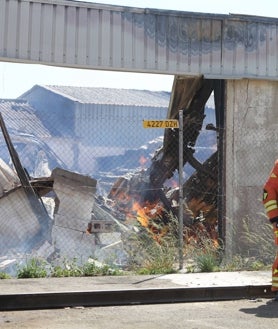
[
  {"left": 124, "top": 213, "right": 179, "bottom": 275},
  {"left": 82, "top": 260, "right": 121, "bottom": 276},
  {"left": 249, "top": 260, "right": 266, "bottom": 271},
  {"left": 50, "top": 257, "right": 121, "bottom": 277},
  {"left": 182, "top": 223, "right": 223, "bottom": 273},
  {"left": 17, "top": 258, "right": 47, "bottom": 278},
  {"left": 0, "top": 272, "right": 11, "bottom": 279},
  {"left": 51, "top": 258, "right": 83, "bottom": 277},
  {"left": 230, "top": 214, "right": 275, "bottom": 268},
  {"left": 195, "top": 253, "right": 220, "bottom": 272},
  {"left": 135, "top": 240, "right": 177, "bottom": 275}
]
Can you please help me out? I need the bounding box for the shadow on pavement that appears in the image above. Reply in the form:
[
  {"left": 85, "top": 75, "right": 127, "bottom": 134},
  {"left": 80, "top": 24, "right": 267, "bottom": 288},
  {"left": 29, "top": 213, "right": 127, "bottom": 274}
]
[{"left": 240, "top": 300, "right": 278, "bottom": 318}]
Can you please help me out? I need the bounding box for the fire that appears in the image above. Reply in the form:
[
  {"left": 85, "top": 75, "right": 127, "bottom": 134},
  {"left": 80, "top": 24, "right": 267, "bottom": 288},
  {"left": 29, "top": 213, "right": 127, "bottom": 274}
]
[
  {"left": 108, "top": 176, "right": 219, "bottom": 246},
  {"left": 131, "top": 200, "right": 168, "bottom": 241},
  {"left": 132, "top": 201, "right": 163, "bottom": 227},
  {"left": 184, "top": 222, "right": 219, "bottom": 249},
  {"left": 132, "top": 201, "right": 149, "bottom": 227},
  {"left": 139, "top": 155, "right": 148, "bottom": 167}
]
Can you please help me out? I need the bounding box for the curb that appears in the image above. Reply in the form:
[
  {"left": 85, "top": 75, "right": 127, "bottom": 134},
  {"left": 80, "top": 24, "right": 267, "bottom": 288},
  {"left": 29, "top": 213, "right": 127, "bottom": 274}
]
[{"left": 0, "top": 285, "right": 273, "bottom": 311}]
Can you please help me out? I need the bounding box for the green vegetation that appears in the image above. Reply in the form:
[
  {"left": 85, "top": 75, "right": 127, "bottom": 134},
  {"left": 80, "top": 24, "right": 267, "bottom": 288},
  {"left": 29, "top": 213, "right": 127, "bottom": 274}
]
[
  {"left": 12, "top": 257, "right": 122, "bottom": 279},
  {"left": 82, "top": 261, "right": 120, "bottom": 276},
  {"left": 0, "top": 271, "right": 11, "bottom": 279},
  {"left": 124, "top": 215, "right": 179, "bottom": 275},
  {"left": 17, "top": 258, "right": 48, "bottom": 278},
  {"left": 52, "top": 258, "right": 121, "bottom": 277},
  {"left": 236, "top": 215, "right": 275, "bottom": 265},
  {"left": 51, "top": 258, "right": 83, "bottom": 277},
  {"left": 182, "top": 225, "right": 223, "bottom": 273}
]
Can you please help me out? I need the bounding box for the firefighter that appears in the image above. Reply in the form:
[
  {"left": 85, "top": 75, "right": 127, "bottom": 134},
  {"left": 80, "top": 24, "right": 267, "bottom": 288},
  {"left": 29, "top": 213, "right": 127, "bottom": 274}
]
[{"left": 263, "top": 159, "right": 278, "bottom": 299}]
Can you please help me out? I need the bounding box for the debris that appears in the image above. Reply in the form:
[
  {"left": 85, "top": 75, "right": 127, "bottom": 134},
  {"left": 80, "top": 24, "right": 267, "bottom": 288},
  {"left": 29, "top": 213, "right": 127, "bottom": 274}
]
[
  {"left": 0, "top": 75, "right": 220, "bottom": 268},
  {"left": 106, "top": 76, "right": 219, "bottom": 244}
]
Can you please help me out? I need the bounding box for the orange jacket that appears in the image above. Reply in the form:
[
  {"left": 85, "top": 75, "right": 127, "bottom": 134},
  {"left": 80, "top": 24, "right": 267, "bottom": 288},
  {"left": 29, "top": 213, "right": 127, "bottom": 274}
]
[{"left": 263, "top": 160, "right": 278, "bottom": 221}]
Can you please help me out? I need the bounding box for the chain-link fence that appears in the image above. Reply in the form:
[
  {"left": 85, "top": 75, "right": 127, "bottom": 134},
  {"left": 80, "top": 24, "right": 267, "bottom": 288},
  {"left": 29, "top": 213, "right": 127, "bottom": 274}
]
[{"left": 0, "top": 83, "right": 274, "bottom": 277}]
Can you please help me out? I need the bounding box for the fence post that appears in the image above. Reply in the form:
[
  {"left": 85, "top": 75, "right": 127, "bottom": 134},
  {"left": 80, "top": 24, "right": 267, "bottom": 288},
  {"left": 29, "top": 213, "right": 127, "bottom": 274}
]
[{"left": 178, "top": 110, "right": 184, "bottom": 269}]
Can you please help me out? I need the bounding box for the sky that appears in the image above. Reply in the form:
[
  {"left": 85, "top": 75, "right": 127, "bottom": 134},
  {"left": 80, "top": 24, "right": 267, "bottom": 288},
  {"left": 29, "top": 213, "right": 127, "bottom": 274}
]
[{"left": 1, "top": 0, "right": 278, "bottom": 98}]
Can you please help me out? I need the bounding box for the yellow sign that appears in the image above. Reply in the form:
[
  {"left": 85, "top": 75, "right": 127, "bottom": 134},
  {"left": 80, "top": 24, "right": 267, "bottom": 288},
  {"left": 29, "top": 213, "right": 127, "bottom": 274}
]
[{"left": 143, "top": 120, "right": 179, "bottom": 129}]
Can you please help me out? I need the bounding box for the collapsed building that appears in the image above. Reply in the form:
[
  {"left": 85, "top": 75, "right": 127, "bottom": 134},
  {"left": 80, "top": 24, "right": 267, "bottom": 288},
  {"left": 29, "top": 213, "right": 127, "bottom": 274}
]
[{"left": 0, "top": 75, "right": 218, "bottom": 272}]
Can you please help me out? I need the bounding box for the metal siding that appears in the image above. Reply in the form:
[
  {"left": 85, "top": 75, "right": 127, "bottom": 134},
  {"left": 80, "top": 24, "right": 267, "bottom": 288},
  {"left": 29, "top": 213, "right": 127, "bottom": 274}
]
[
  {"left": 65, "top": 5, "right": 77, "bottom": 64},
  {"left": 201, "top": 19, "right": 214, "bottom": 74},
  {"left": 88, "top": 9, "right": 99, "bottom": 67},
  {"left": 246, "top": 22, "right": 258, "bottom": 75},
  {"left": 222, "top": 19, "right": 234, "bottom": 76},
  {"left": 18, "top": 1, "right": 30, "bottom": 59},
  {"left": 231, "top": 20, "right": 246, "bottom": 76},
  {"left": 73, "top": 100, "right": 167, "bottom": 146},
  {"left": 111, "top": 11, "right": 122, "bottom": 68},
  {"left": 156, "top": 15, "right": 168, "bottom": 72},
  {"left": 100, "top": 10, "right": 111, "bottom": 67},
  {"left": 268, "top": 24, "right": 278, "bottom": 77},
  {"left": 177, "top": 16, "right": 185, "bottom": 72},
  {"left": 210, "top": 19, "right": 222, "bottom": 76},
  {"left": 145, "top": 13, "right": 157, "bottom": 70},
  {"left": 1, "top": 0, "right": 278, "bottom": 79},
  {"left": 41, "top": 3, "right": 54, "bottom": 62},
  {"left": 0, "top": 100, "right": 52, "bottom": 137},
  {"left": 53, "top": 4, "right": 66, "bottom": 63},
  {"left": 188, "top": 18, "right": 202, "bottom": 74},
  {"left": 167, "top": 15, "right": 178, "bottom": 73},
  {"left": 30, "top": 2, "right": 42, "bottom": 60},
  {"left": 6, "top": 0, "right": 18, "bottom": 58},
  {"left": 76, "top": 7, "right": 88, "bottom": 64},
  {"left": 0, "top": 1, "right": 5, "bottom": 56},
  {"left": 133, "top": 13, "right": 144, "bottom": 68},
  {"left": 122, "top": 11, "right": 133, "bottom": 68}
]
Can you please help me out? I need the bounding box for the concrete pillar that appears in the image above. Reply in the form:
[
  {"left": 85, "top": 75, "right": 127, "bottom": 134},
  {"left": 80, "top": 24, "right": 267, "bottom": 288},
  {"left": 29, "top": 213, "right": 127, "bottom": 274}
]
[{"left": 225, "top": 79, "right": 278, "bottom": 256}]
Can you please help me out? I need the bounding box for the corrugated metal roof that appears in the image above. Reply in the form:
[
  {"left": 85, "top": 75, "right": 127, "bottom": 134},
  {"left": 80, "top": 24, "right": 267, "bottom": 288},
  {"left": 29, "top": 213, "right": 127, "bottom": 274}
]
[
  {"left": 0, "top": 0, "right": 277, "bottom": 80},
  {"left": 0, "top": 99, "right": 51, "bottom": 137},
  {"left": 41, "top": 85, "right": 171, "bottom": 107}
]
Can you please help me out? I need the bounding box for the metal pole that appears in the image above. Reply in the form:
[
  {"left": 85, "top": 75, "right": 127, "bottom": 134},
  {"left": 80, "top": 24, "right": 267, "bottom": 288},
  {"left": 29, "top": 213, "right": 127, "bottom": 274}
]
[{"left": 178, "top": 110, "right": 184, "bottom": 269}]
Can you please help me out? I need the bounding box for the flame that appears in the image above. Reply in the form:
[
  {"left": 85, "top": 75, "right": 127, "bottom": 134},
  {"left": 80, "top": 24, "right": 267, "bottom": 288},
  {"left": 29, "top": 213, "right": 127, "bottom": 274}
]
[
  {"left": 131, "top": 200, "right": 168, "bottom": 241},
  {"left": 132, "top": 201, "right": 163, "bottom": 227},
  {"left": 184, "top": 221, "right": 219, "bottom": 248},
  {"left": 132, "top": 201, "right": 149, "bottom": 227},
  {"left": 108, "top": 177, "right": 219, "bottom": 246},
  {"left": 139, "top": 155, "right": 148, "bottom": 167}
]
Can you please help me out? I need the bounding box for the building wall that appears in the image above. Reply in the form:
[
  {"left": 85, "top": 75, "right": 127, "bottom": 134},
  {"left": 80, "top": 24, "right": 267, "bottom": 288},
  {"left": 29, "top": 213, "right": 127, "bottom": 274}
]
[
  {"left": 225, "top": 79, "right": 278, "bottom": 255},
  {"left": 22, "top": 86, "right": 75, "bottom": 136},
  {"left": 76, "top": 103, "right": 168, "bottom": 147},
  {"left": 22, "top": 86, "right": 168, "bottom": 148},
  {"left": 21, "top": 86, "right": 169, "bottom": 174}
]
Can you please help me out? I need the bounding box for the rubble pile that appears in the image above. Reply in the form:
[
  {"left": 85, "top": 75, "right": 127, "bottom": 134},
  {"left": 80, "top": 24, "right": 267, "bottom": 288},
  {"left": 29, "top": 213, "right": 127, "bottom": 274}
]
[{"left": 0, "top": 76, "right": 221, "bottom": 275}]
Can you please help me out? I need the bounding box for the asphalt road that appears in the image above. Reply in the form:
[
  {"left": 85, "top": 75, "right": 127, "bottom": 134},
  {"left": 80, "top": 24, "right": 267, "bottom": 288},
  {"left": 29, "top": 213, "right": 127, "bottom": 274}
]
[{"left": 0, "top": 298, "right": 277, "bottom": 329}]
